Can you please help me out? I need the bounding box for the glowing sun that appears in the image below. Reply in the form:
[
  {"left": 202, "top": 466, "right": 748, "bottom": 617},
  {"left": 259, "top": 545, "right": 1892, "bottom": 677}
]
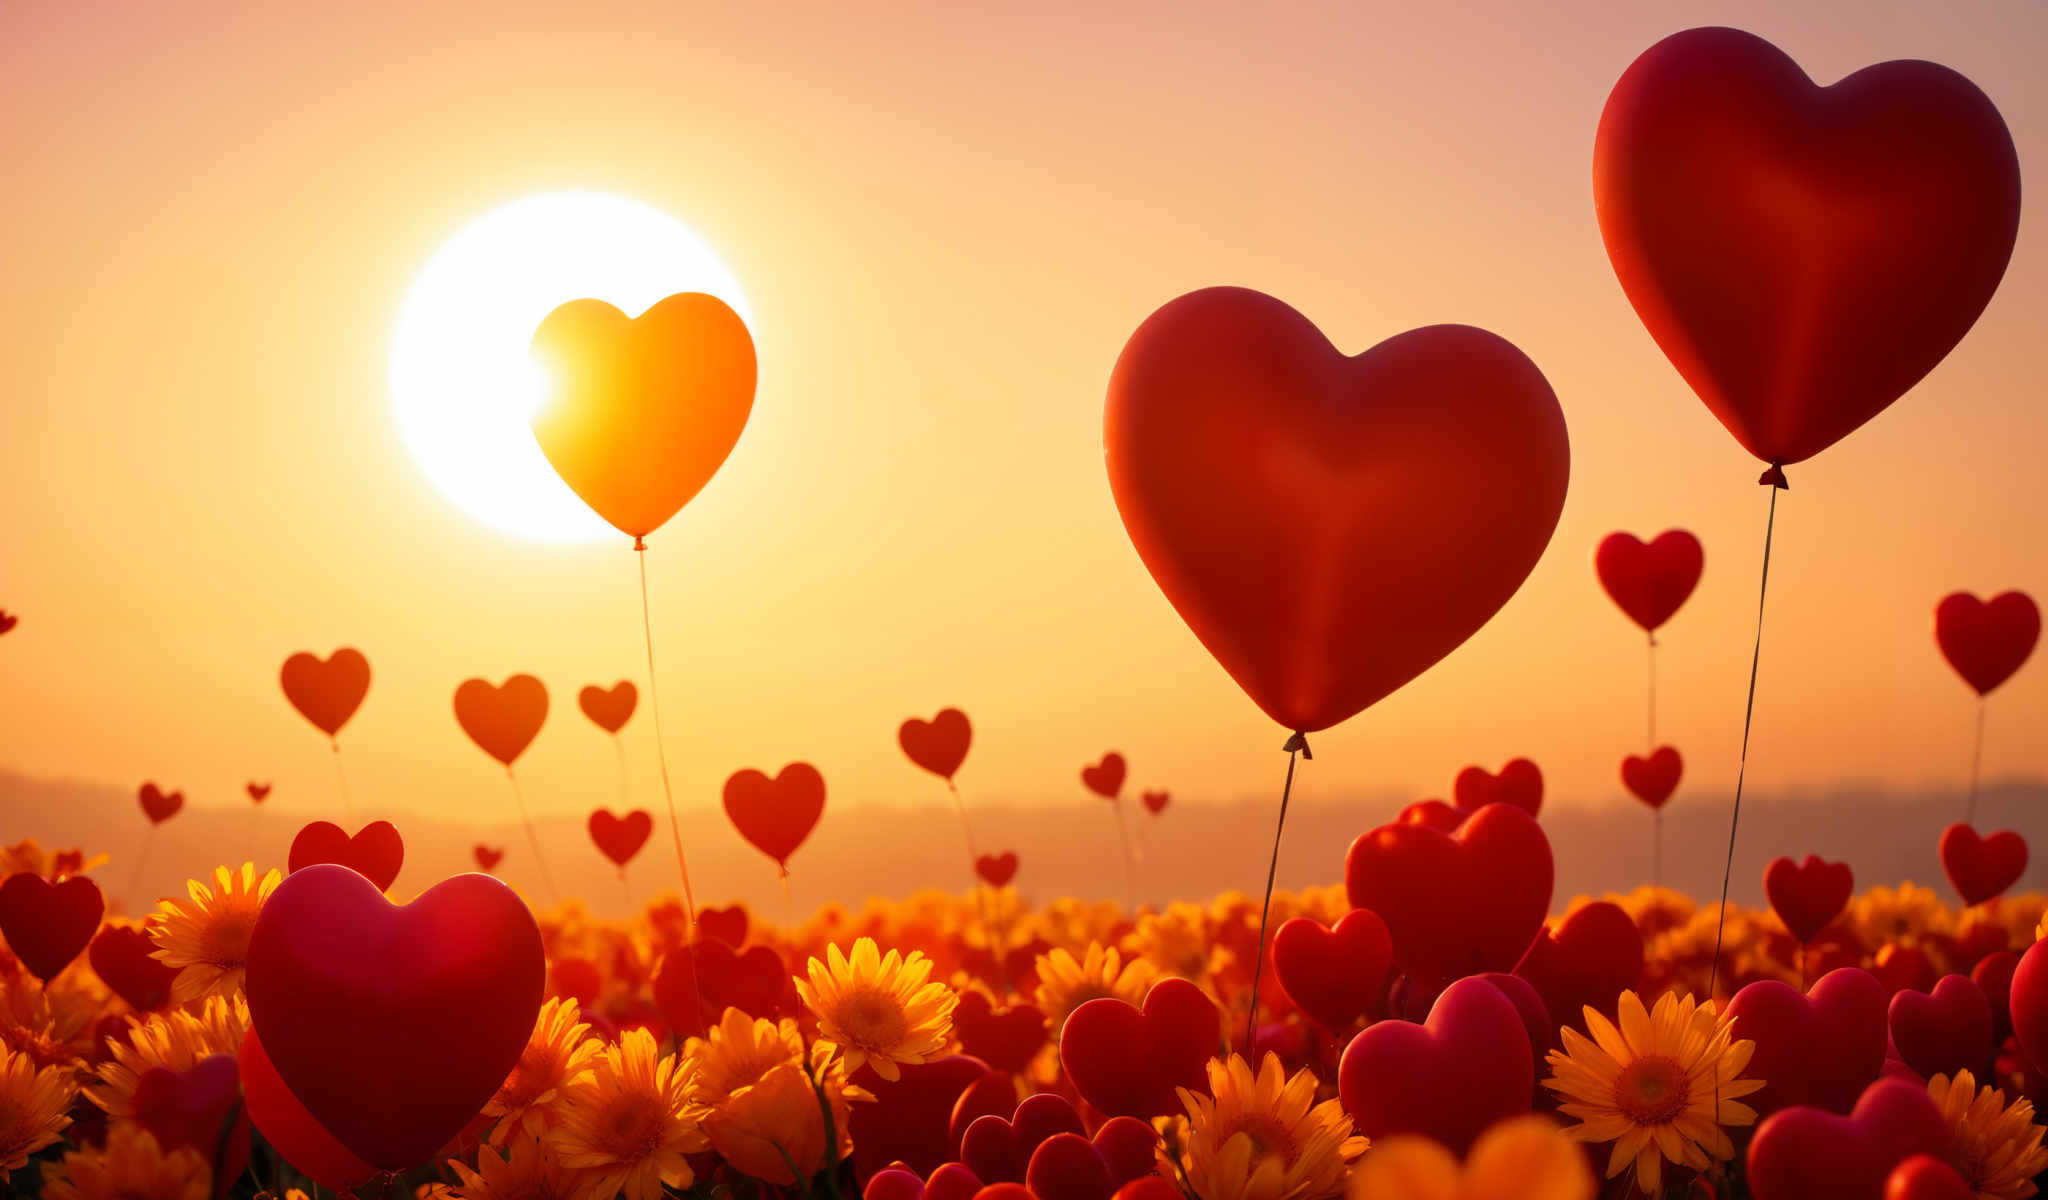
[{"left": 391, "top": 191, "right": 752, "bottom": 541}]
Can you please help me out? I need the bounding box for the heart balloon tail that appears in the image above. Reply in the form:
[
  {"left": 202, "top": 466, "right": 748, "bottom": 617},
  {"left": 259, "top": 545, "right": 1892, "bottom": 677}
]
[
  {"left": 1110, "top": 796, "right": 1138, "bottom": 913},
  {"left": 127, "top": 825, "right": 154, "bottom": 908},
  {"left": 1708, "top": 481, "right": 1781, "bottom": 1005},
  {"left": 778, "top": 868, "right": 795, "bottom": 935},
  {"left": 329, "top": 737, "right": 352, "bottom": 822},
  {"left": 612, "top": 732, "right": 630, "bottom": 812},
  {"left": 1244, "top": 733, "right": 1307, "bottom": 1058},
  {"left": 635, "top": 544, "right": 700, "bottom": 930},
  {"left": 1653, "top": 809, "right": 1662, "bottom": 890},
  {"left": 1646, "top": 633, "right": 1657, "bottom": 751},
  {"left": 1967, "top": 696, "right": 1986, "bottom": 825},
  {"left": 505, "top": 767, "right": 560, "bottom": 906},
  {"left": 947, "top": 779, "right": 1004, "bottom": 988}
]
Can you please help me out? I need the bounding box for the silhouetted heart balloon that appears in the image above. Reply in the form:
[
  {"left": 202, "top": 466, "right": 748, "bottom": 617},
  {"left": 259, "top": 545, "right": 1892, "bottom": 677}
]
[
  {"left": 280, "top": 648, "right": 371, "bottom": 738},
  {"left": 1271, "top": 909, "right": 1394, "bottom": 1034},
  {"left": 722, "top": 763, "right": 825, "bottom": 874},
  {"left": 653, "top": 936, "right": 791, "bottom": 1036},
  {"left": 1058, "top": 978, "right": 1218, "bottom": 1119},
  {"left": 1080, "top": 754, "right": 1125, "bottom": 800},
  {"left": 246, "top": 781, "right": 271, "bottom": 803},
  {"left": 1934, "top": 591, "right": 2039, "bottom": 696},
  {"left": 1452, "top": 759, "right": 1542, "bottom": 817},
  {"left": 453, "top": 675, "right": 548, "bottom": 766},
  {"left": 1596, "top": 27, "right": 2020, "bottom": 470},
  {"left": 89, "top": 923, "right": 178, "bottom": 1011},
  {"left": 1887, "top": 975, "right": 1992, "bottom": 1080},
  {"left": 1595, "top": 530, "right": 1702, "bottom": 633},
  {"left": 1939, "top": 823, "right": 2026, "bottom": 906},
  {"left": 528, "top": 293, "right": 757, "bottom": 541},
  {"left": 1621, "top": 746, "right": 1683, "bottom": 810},
  {"left": 1745, "top": 1079, "right": 1947, "bottom": 1200},
  {"left": 1140, "top": 790, "right": 1169, "bottom": 815},
  {"left": 0, "top": 872, "right": 102, "bottom": 980},
  {"left": 288, "top": 820, "right": 403, "bottom": 892},
  {"left": 1338, "top": 975, "right": 1534, "bottom": 1154},
  {"left": 1345, "top": 803, "right": 1553, "bottom": 988},
  {"left": 1765, "top": 854, "right": 1853, "bottom": 943},
  {"left": 974, "top": 852, "right": 1018, "bottom": 888},
  {"left": 952, "top": 991, "right": 1045, "bottom": 1076},
  {"left": 588, "top": 808, "right": 653, "bottom": 869},
  {"left": 900, "top": 709, "right": 973, "bottom": 781},
  {"left": 472, "top": 844, "right": 504, "bottom": 872},
  {"left": 237, "top": 1027, "right": 377, "bottom": 1194},
  {"left": 0, "top": 611, "right": 15, "bottom": 636},
  {"left": 244, "top": 865, "right": 544, "bottom": 1169},
  {"left": 139, "top": 782, "right": 183, "bottom": 824},
  {"left": 577, "top": 681, "right": 637, "bottom": 733},
  {"left": 1105, "top": 287, "right": 1569, "bottom": 734}
]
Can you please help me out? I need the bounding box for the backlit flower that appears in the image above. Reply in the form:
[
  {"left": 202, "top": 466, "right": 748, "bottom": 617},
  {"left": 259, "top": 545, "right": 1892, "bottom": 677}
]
[
  {"left": 1848, "top": 882, "right": 1951, "bottom": 948},
  {"left": 1033, "top": 942, "right": 1156, "bottom": 1030},
  {"left": 147, "top": 863, "right": 280, "bottom": 1002},
  {"left": 39, "top": 1123, "right": 210, "bottom": 1200},
  {"left": 484, "top": 997, "right": 602, "bottom": 1144},
  {"left": 1347, "top": 1114, "right": 1593, "bottom": 1200},
  {"left": 1127, "top": 903, "right": 1216, "bottom": 981},
  {"left": 86, "top": 995, "right": 250, "bottom": 1118},
  {"left": 545, "top": 1027, "right": 704, "bottom": 1200},
  {"left": 796, "top": 937, "right": 955, "bottom": 1082},
  {"left": 1926, "top": 1069, "right": 2048, "bottom": 1200},
  {"left": 0, "top": 1042, "right": 74, "bottom": 1170},
  {"left": 687, "top": 1008, "right": 861, "bottom": 1185},
  {"left": 1178, "top": 1052, "right": 1365, "bottom": 1200},
  {"left": 0, "top": 968, "right": 103, "bottom": 1071},
  {"left": 449, "top": 1132, "right": 583, "bottom": 1200}
]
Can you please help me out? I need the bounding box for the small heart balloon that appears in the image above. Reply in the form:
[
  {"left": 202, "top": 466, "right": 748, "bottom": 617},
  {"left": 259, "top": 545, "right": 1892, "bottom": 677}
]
[
  {"left": 953, "top": 992, "right": 1046, "bottom": 1076},
  {"left": 244, "top": 865, "right": 545, "bottom": 1169},
  {"left": 577, "top": 681, "right": 637, "bottom": 734},
  {"left": 1059, "top": 978, "right": 1218, "bottom": 1119},
  {"left": 0, "top": 611, "right": 16, "bottom": 635},
  {"left": 139, "top": 782, "right": 183, "bottom": 824},
  {"left": 1511, "top": 900, "right": 1644, "bottom": 1036},
  {"left": 1939, "top": 824, "right": 2026, "bottom": 906},
  {"left": 280, "top": 649, "right": 370, "bottom": 739},
  {"left": 1765, "top": 855, "right": 1854, "bottom": 943},
  {"left": 1024, "top": 1132, "right": 1117, "bottom": 1200},
  {"left": 1745, "top": 1079, "right": 1948, "bottom": 1200},
  {"left": 453, "top": 675, "right": 548, "bottom": 766},
  {"left": 947, "top": 1070, "right": 1018, "bottom": 1157},
  {"left": 246, "top": 782, "right": 272, "bottom": 803},
  {"left": 89, "top": 923, "right": 178, "bottom": 1011},
  {"left": 237, "top": 1027, "right": 377, "bottom": 1194},
  {"left": 288, "top": 821, "right": 403, "bottom": 892},
  {"left": 1452, "top": 759, "right": 1542, "bottom": 816},
  {"left": 1271, "top": 909, "right": 1394, "bottom": 1034},
  {"left": 722, "top": 763, "right": 825, "bottom": 873},
  {"left": 132, "top": 1053, "right": 248, "bottom": 1186},
  {"left": 974, "top": 852, "right": 1019, "bottom": 888},
  {"left": 588, "top": 808, "right": 653, "bottom": 869},
  {"left": 1080, "top": 754, "right": 1126, "bottom": 800},
  {"left": 1934, "top": 592, "right": 2039, "bottom": 695},
  {"left": 1596, "top": 530, "right": 1704, "bottom": 633},
  {"left": 1106, "top": 288, "right": 1568, "bottom": 734},
  {"left": 653, "top": 937, "right": 791, "bottom": 1037},
  {"left": 696, "top": 904, "right": 748, "bottom": 948},
  {"left": 962, "top": 1092, "right": 1085, "bottom": 1184},
  {"left": 528, "top": 293, "right": 757, "bottom": 541},
  {"left": 1338, "top": 975, "right": 1534, "bottom": 1154},
  {"left": 0, "top": 873, "right": 103, "bottom": 980},
  {"left": 1140, "top": 790, "right": 1169, "bottom": 816},
  {"left": 901, "top": 710, "right": 973, "bottom": 781},
  {"left": 1726, "top": 967, "right": 1889, "bottom": 1116},
  {"left": 472, "top": 844, "right": 504, "bottom": 872},
  {"left": 1621, "top": 746, "right": 1683, "bottom": 810},
  {"left": 1887, "top": 975, "right": 1993, "bottom": 1081}
]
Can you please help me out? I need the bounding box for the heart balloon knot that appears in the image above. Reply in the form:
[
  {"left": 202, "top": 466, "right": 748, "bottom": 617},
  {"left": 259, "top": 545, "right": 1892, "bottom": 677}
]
[
  {"left": 1758, "top": 464, "right": 1789, "bottom": 489},
  {"left": 1282, "top": 731, "right": 1313, "bottom": 760},
  {"left": 633, "top": 536, "right": 647, "bottom": 551}
]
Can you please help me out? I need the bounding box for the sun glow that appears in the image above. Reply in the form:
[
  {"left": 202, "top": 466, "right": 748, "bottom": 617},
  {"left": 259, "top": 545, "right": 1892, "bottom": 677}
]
[{"left": 390, "top": 192, "right": 751, "bottom": 541}]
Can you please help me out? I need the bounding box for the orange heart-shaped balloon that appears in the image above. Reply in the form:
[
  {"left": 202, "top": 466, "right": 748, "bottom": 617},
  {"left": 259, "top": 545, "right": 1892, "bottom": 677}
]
[
  {"left": 453, "top": 675, "right": 549, "bottom": 767},
  {"left": 281, "top": 648, "right": 371, "bottom": 738},
  {"left": 722, "top": 763, "right": 825, "bottom": 874},
  {"left": 578, "top": 680, "right": 638, "bottom": 734},
  {"left": 529, "top": 293, "right": 756, "bottom": 541}
]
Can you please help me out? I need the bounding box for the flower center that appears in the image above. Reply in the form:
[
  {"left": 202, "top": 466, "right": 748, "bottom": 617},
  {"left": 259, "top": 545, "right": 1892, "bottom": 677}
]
[
  {"left": 1228, "top": 1114, "right": 1300, "bottom": 1168},
  {"left": 603, "top": 1094, "right": 667, "bottom": 1157},
  {"left": 836, "top": 990, "right": 907, "bottom": 1050},
  {"left": 1615, "top": 1055, "right": 1689, "bottom": 1125},
  {"left": 203, "top": 912, "right": 256, "bottom": 965}
]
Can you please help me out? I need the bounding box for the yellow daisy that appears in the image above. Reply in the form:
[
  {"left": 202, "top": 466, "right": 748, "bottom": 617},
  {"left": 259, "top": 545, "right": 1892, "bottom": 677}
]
[
  {"left": 86, "top": 995, "right": 250, "bottom": 1118},
  {"left": 1847, "top": 883, "right": 1952, "bottom": 948},
  {"left": 1544, "top": 990, "right": 1762, "bottom": 1198},
  {"left": 1926, "top": 1070, "right": 2048, "bottom": 1200},
  {"left": 39, "top": 1123, "right": 211, "bottom": 1200},
  {"left": 449, "top": 1132, "right": 584, "bottom": 1200},
  {"left": 147, "top": 863, "right": 281, "bottom": 1002},
  {"left": 795, "top": 937, "right": 956, "bottom": 1082},
  {"left": 1177, "top": 1053, "right": 1366, "bottom": 1200},
  {"left": 688, "top": 1008, "right": 861, "bottom": 1185},
  {"left": 1033, "top": 942, "right": 1157, "bottom": 1031},
  {"left": 484, "top": 997, "right": 602, "bottom": 1145},
  {"left": 1346, "top": 1115, "right": 1594, "bottom": 1200},
  {"left": 0, "top": 1042, "right": 75, "bottom": 1170},
  {"left": 0, "top": 969, "right": 103, "bottom": 1071},
  {"left": 544, "top": 1027, "right": 705, "bottom": 1200},
  {"left": 1127, "top": 903, "right": 1216, "bottom": 981}
]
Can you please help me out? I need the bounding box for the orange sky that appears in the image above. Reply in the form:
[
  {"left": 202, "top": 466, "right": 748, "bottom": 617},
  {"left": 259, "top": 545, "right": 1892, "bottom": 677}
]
[{"left": 2, "top": 1, "right": 2045, "bottom": 828}]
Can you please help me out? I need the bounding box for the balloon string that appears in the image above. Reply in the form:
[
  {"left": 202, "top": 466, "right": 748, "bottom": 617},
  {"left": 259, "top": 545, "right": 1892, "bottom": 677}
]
[
  {"left": 1110, "top": 796, "right": 1137, "bottom": 913},
  {"left": 612, "top": 733, "right": 630, "bottom": 810},
  {"left": 127, "top": 825, "right": 155, "bottom": 911},
  {"left": 330, "top": 738, "right": 352, "bottom": 822},
  {"left": 1653, "top": 809, "right": 1662, "bottom": 891},
  {"left": 948, "top": 779, "right": 1003, "bottom": 991},
  {"left": 636, "top": 543, "right": 699, "bottom": 930},
  {"left": 1967, "top": 697, "right": 1986, "bottom": 825},
  {"left": 506, "top": 767, "right": 559, "bottom": 905},
  {"left": 1245, "top": 731, "right": 1308, "bottom": 1058},
  {"left": 1646, "top": 633, "right": 1657, "bottom": 751},
  {"left": 1708, "top": 478, "right": 1780, "bottom": 1005}
]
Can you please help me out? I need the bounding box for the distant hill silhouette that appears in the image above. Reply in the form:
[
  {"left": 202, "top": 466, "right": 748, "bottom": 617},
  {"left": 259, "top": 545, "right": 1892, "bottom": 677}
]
[{"left": 5, "top": 768, "right": 2046, "bottom": 921}]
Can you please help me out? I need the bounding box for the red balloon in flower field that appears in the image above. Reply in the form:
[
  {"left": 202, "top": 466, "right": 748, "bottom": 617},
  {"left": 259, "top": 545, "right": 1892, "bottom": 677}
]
[
  {"left": 246, "top": 781, "right": 271, "bottom": 803},
  {"left": 453, "top": 674, "right": 549, "bottom": 766},
  {"left": 1338, "top": 975, "right": 1534, "bottom": 1155},
  {"left": 0, "top": 872, "right": 103, "bottom": 981},
  {"left": 288, "top": 820, "right": 404, "bottom": 892},
  {"left": 1104, "top": 287, "right": 1569, "bottom": 734},
  {"left": 280, "top": 648, "right": 371, "bottom": 737},
  {"left": 1452, "top": 758, "right": 1542, "bottom": 816},
  {"left": 1744, "top": 1078, "right": 1948, "bottom": 1200},
  {"left": 1727, "top": 967, "right": 1888, "bottom": 1117},
  {"left": 1596, "top": 28, "right": 2021, "bottom": 471},
  {"left": 576, "top": 680, "right": 637, "bottom": 733},
  {"left": 588, "top": 808, "right": 653, "bottom": 868},
  {"left": 722, "top": 763, "right": 826, "bottom": 873},
  {"left": 138, "top": 782, "right": 182, "bottom": 824},
  {"left": 1345, "top": 803, "right": 1553, "bottom": 988},
  {"left": 1511, "top": 900, "right": 1643, "bottom": 1035},
  {"left": 1059, "top": 978, "right": 1218, "bottom": 1119},
  {"left": 1886, "top": 1156, "right": 1977, "bottom": 1200},
  {"left": 1939, "top": 823, "right": 2026, "bottom": 906},
  {"left": 88, "top": 924, "right": 178, "bottom": 1011},
  {"left": 1764, "top": 855, "right": 1854, "bottom": 943},
  {"left": 961, "top": 1092, "right": 1083, "bottom": 1183},
  {"left": 1080, "top": 753, "right": 1125, "bottom": 800},
  {"left": 472, "top": 844, "right": 504, "bottom": 872},
  {"left": 1887, "top": 975, "right": 1993, "bottom": 1080},
  {"left": 1934, "top": 591, "right": 2039, "bottom": 696},
  {"left": 1140, "top": 790, "right": 1168, "bottom": 815},
  {"left": 1271, "top": 909, "right": 1394, "bottom": 1034},
  {"left": 132, "top": 1054, "right": 249, "bottom": 1185},
  {"left": 952, "top": 992, "right": 1046, "bottom": 1076},
  {"left": 846, "top": 1056, "right": 992, "bottom": 1185},
  {"left": 901, "top": 709, "right": 972, "bottom": 781},
  {"left": 1595, "top": 530, "right": 1703, "bottom": 633},
  {"left": 2009, "top": 938, "right": 2048, "bottom": 1075},
  {"left": 1621, "top": 746, "right": 1683, "bottom": 809},
  {"left": 238, "top": 1027, "right": 377, "bottom": 1194},
  {"left": 974, "top": 852, "right": 1018, "bottom": 888}
]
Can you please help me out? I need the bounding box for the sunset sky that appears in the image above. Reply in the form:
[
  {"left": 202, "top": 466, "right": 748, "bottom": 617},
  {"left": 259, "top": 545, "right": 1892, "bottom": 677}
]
[{"left": 3, "top": 0, "right": 2045, "bottom": 830}]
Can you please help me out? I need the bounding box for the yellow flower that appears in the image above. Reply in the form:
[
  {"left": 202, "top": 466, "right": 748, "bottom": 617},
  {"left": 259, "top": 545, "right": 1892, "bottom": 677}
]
[
  {"left": 1346, "top": 1115, "right": 1594, "bottom": 1200},
  {"left": 449, "top": 1133, "right": 584, "bottom": 1200},
  {"left": 1543, "top": 990, "right": 1762, "bottom": 1198},
  {"left": 1126, "top": 903, "right": 1216, "bottom": 981},
  {"left": 1926, "top": 1069, "right": 2048, "bottom": 1200},
  {"left": 86, "top": 995, "right": 250, "bottom": 1118},
  {"left": 147, "top": 863, "right": 280, "bottom": 1002},
  {"left": 544, "top": 1027, "right": 705, "bottom": 1200},
  {"left": 484, "top": 997, "right": 601, "bottom": 1145},
  {"left": 1033, "top": 942, "right": 1156, "bottom": 1030},
  {"left": 0, "top": 968, "right": 103, "bottom": 1071},
  {"left": 687, "top": 1008, "right": 860, "bottom": 1185},
  {"left": 1847, "top": 883, "right": 1952, "bottom": 948},
  {"left": 795, "top": 938, "right": 956, "bottom": 1082},
  {"left": 39, "top": 1123, "right": 211, "bottom": 1200},
  {"left": 0, "top": 1042, "right": 75, "bottom": 1170},
  {"left": 1177, "top": 1053, "right": 1365, "bottom": 1200}
]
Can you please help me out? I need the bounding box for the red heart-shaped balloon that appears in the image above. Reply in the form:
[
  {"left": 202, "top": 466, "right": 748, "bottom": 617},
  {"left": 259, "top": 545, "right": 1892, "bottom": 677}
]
[
  {"left": 1059, "top": 977, "right": 1217, "bottom": 1119},
  {"left": 1621, "top": 746, "right": 1683, "bottom": 810},
  {"left": 237, "top": 1027, "right": 377, "bottom": 1194},
  {"left": 0, "top": 611, "right": 16, "bottom": 636},
  {"left": 577, "top": 680, "right": 637, "bottom": 733},
  {"left": 1140, "top": 790, "right": 1169, "bottom": 816},
  {"left": 139, "top": 782, "right": 183, "bottom": 824},
  {"left": 1086, "top": 1117, "right": 1163, "bottom": 1192},
  {"left": 653, "top": 937, "right": 789, "bottom": 1037},
  {"left": 1080, "top": 754, "right": 1125, "bottom": 800},
  {"left": 1595, "top": 530, "right": 1703, "bottom": 634},
  {"left": 1745, "top": 1079, "right": 1948, "bottom": 1200},
  {"left": 1726, "top": 967, "right": 1888, "bottom": 1117},
  {"left": 974, "top": 852, "right": 1019, "bottom": 888},
  {"left": 1765, "top": 854, "right": 1855, "bottom": 943},
  {"left": 1453, "top": 759, "right": 1542, "bottom": 817},
  {"left": 846, "top": 1055, "right": 991, "bottom": 1184},
  {"left": 1972, "top": 951, "right": 2019, "bottom": 1045},
  {"left": 1271, "top": 909, "right": 1394, "bottom": 1034},
  {"left": 1106, "top": 288, "right": 1569, "bottom": 734},
  {"left": 89, "top": 923, "right": 178, "bottom": 1011},
  {"left": 901, "top": 710, "right": 973, "bottom": 781},
  {"left": 246, "top": 782, "right": 272, "bottom": 803},
  {"left": 587, "top": 808, "right": 653, "bottom": 869},
  {"left": 1396, "top": 800, "right": 1465, "bottom": 832},
  {"left": 1597, "top": 28, "right": 2020, "bottom": 470},
  {"left": 1345, "top": 803, "right": 1553, "bottom": 989},
  {"left": 280, "top": 648, "right": 371, "bottom": 738},
  {"left": 1885, "top": 1155, "right": 1977, "bottom": 1200},
  {"left": 962, "top": 1092, "right": 1085, "bottom": 1184},
  {"left": 1935, "top": 591, "right": 2039, "bottom": 697},
  {"left": 953, "top": 991, "right": 1046, "bottom": 1075},
  {"left": 2011, "top": 937, "right": 2048, "bottom": 1074},
  {"left": 1338, "top": 975, "right": 1533, "bottom": 1154},
  {"left": 288, "top": 821, "right": 403, "bottom": 892},
  {"left": 0, "top": 872, "right": 103, "bottom": 980},
  {"left": 133, "top": 1053, "right": 248, "bottom": 1189},
  {"left": 1023, "top": 1132, "right": 1115, "bottom": 1200},
  {"left": 1887, "top": 974, "right": 1992, "bottom": 1081},
  {"left": 472, "top": 844, "right": 504, "bottom": 872},
  {"left": 947, "top": 1068, "right": 1019, "bottom": 1159},
  {"left": 723, "top": 763, "right": 825, "bottom": 872},
  {"left": 696, "top": 904, "right": 748, "bottom": 948},
  {"left": 1940, "top": 824, "right": 2027, "bottom": 906},
  {"left": 1512, "top": 900, "right": 1644, "bottom": 1036},
  {"left": 453, "top": 675, "right": 548, "bottom": 766},
  {"left": 244, "top": 865, "right": 544, "bottom": 1169}
]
